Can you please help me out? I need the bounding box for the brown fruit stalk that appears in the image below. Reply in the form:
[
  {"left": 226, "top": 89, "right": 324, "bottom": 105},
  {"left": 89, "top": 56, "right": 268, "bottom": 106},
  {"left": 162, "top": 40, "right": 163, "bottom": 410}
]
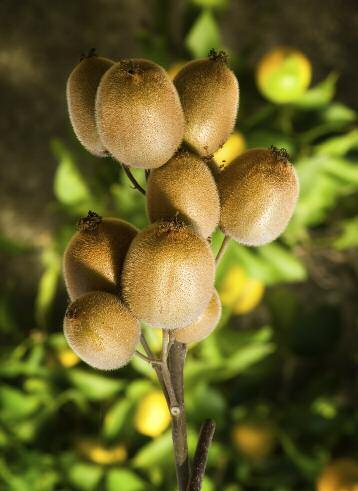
[
  {"left": 95, "top": 59, "right": 184, "bottom": 169},
  {"left": 121, "top": 221, "right": 215, "bottom": 329},
  {"left": 174, "top": 50, "right": 239, "bottom": 156},
  {"left": 174, "top": 290, "right": 222, "bottom": 344},
  {"left": 146, "top": 149, "right": 220, "bottom": 238},
  {"left": 66, "top": 51, "right": 114, "bottom": 156},
  {"left": 64, "top": 291, "right": 140, "bottom": 370},
  {"left": 63, "top": 211, "right": 137, "bottom": 300},
  {"left": 217, "top": 147, "right": 299, "bottom": 246}
]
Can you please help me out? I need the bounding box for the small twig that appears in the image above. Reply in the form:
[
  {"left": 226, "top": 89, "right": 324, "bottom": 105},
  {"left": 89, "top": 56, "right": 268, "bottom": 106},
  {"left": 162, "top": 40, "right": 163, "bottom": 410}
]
[
  {"left": 140, "top": 333, "right": 154, "bottom": 358},
  {"left": 145, "top": 169, "right": 150, "bottom": 181},
  {"left": 122, "top": 164, "right": 146, "bottom": 195},
  {"left": 215, "top": 235, "right": 230, "bottom": 265},
  {"left": 189, "top": 419, "right": 216, "bottom": 491},
  {"left": 140, "top": 333, "right": 170, "bottom": 406},
  {"left": 134, "top": 350, "right": 162, "bottom": 365}
]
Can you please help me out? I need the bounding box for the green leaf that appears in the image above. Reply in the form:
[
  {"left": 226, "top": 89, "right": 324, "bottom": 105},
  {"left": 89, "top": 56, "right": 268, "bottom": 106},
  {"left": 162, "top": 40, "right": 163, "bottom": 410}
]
[
  {"left": 192, "top": 0, "right": 228, "bottom": 8},
  {"left": 133, "top": 431, "right": 173, "bottom": 468},
  {"left": 35, "top": 248, "right": 61, "bottom": 327},
  {"left": 186, "top": 383, "right": 226, "bottom": 424},
  {"left": 217, "top": 240, "right": 306, "bottom": 286},
  {"left": 286, "top": 151, "right": 358, "bottom": 240},
  {"left": 52, "top": 139, "right": 92, "bottom": 211},
  {"left": 106, "top": 469, "right": 147, "bottom": 491},
  {"left": 257, "top": 243, "right": 307, "bottom": 283},
  {"left": 67, "top": 369, "right": 124, "bottom": 400},
  {"left": 279, "top": 433, "right": 321, "bottom": 478},
  {"left": 103, "top": 398, "right": 132, "bottom": 439},
  {"left": 0, "top": 385, "right": 41, "bottom": 419},
  {"left": 294, "top": 73, "right": 338, "bottom": 109},
  {"left": 68, "top": 462, "right": 103, "bottom": 491},
  {"left": 333, "top": 217, "right": 358, "bottom": 250},
  {"left": 316, "top": 129, "right": 358, "bottom": 156},
  {"left": 321, "top": 102, "right": 356, "bottom": 124},
  {"left": 185, "top": 328, "right": 275, "bottom": 383},
  {"left": 186, "top": 10, "right": 221, "bottom": 58}
]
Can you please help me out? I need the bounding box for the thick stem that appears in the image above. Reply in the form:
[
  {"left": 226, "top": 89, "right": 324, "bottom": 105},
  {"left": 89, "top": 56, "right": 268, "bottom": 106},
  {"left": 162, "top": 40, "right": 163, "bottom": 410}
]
[
  {"left": 168, "top": 341, "right": 190, "bottom": 491},
  {"left": 189, "top": 419, "right": 216, "bottom": 491},
  {"left": 140, "top": 333, "right": 170, "bottom": 406}
]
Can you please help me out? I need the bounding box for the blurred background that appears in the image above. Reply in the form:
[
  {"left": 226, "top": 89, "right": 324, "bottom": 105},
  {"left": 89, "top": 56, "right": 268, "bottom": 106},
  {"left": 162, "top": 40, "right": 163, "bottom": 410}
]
[{"left": 0, "top": 1, "right": 357, "bottom": 490}]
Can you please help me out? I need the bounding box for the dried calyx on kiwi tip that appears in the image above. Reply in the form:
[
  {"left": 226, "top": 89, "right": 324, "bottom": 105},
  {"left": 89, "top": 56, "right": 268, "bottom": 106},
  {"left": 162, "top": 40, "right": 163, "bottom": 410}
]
[
  {"left": 121, "top": 221, "right": 216, "bottom": 329},
  {"left": 63, "top": 211, "right": 138, "bottom": 300}
]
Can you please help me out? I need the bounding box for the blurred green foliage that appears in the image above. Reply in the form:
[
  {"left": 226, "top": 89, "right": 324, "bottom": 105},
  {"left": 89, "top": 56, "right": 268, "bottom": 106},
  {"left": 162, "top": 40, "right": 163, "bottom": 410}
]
[{"left": 1, "top": 2, "right": 357, "bottom": 490}]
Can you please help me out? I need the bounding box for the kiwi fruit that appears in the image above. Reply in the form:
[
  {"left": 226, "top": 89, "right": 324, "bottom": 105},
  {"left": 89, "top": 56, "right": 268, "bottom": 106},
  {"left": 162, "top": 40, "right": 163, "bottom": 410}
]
[
  {"left": 174, "top": 50, "right": 239, "bottom": 157},
  {"left": 121, "top": 221, "right": 215, "bottom": 329},
  {"left": 174, "top": 290, "right": 221, "bottom": 344},
  {"left": 217, "top": 147, "right": 299, "bottom": 246},
  {"left": 95, "top": 59, "right": 184, "bottom": 169},
  {"left": 66, "top": 50, "right": 114, "bottom": 156},
  {"left": 63, "top": 211, "right": 138, "bottom": 300},
  {"left": 64, "top": 291, "right": 140, "bottom": 370},
  {"left": 146, "top": 149, "right": 220, "bottom": 238}
]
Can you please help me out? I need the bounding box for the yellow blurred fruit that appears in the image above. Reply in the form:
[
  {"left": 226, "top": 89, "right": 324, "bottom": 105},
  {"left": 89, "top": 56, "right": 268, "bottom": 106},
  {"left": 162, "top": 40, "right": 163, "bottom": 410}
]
[
  {"left": 256, "top": 47, "right": 312, "bottom": 103},
  {"left": 57, "top": 348, "right": 80, "bottom": 368},
  {"left": 317, "top": 458, "right": 358, "bottom": 491},
  {"left": 213, "top": 132, "right": 246, "bottom": 169},
  {"left": 232, "top": 421, "right": 276, "bottom": 461},
  {"left": 134, "top": 390, "right": 171, "bottom": 437},
  {"left": 219, "top": 265, "right": 264, "bottom": 314},
  {"left": 76, "top": 438, "right": 127, "bottom": 465},
  {"left": 167, "top": 61, "right": 187, "bottom": 80}
]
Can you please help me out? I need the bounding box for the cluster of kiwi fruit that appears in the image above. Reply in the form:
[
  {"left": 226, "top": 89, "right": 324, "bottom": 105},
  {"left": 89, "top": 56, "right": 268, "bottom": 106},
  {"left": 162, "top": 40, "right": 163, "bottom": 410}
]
[{"left": 63, "top": 48, "right": 299, "bottom": 371}]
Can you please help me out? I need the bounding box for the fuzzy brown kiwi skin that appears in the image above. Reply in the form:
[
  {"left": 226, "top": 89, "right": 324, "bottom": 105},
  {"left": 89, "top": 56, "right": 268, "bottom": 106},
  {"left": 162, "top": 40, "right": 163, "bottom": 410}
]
[
  {"left": 121, "top": 221, "right": 216, "bottom": 330},
  {"left": 174, "top": 50, "right": 239, "bottom": 157},
  {"left": 63, "top": 211, "right": 138, "bottom": 300},
  {"left": 66, "top": 53, "right": 114, "bottom": 157},
  {"left": 174, "top": 290, "right": 222, "bottom": 344},
  {"left": 95, "top": 59, "right": 184, "bottom": 169},
  {"left": 64, "top": 291, "right": 140, "bottom": 370},
  {"left": 217, "top": 147, "right": 299, "bottom": 246},
  {"left": 146, "top": 149, "right": 220, "bottom": 238}
]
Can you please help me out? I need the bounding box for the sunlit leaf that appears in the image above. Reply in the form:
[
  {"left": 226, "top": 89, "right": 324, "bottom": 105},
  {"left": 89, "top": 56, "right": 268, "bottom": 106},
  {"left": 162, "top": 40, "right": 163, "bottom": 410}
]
[
  {"left": 67, "top": 369, "right": 124, "bottom": 400},
  {"left": 106, "top": 469, "right": 147, "bottom": 491},
  {"left": 321, "top": 102, "right": 356, "bottom": 124},
  {"left": 35, "top": 248, "right": 61, "bottom": 327},
  {"left": 192, "top": 0, "right": 228, "bottom": 8},
  {"left": 103, "top": 399, "right": 132, "bottom": 439},
  {"left": 133, "top": 431, "right": 172, "bottom": 468},
  {"left": 52, "top": 139, "right": 92, "bottom": 211},
  {"left": 0, "top": 385, "right": 41, "bottom": 419},
  {"left": 316, "top": 129, "right": 358, "bottom": 156},
  {"left": 186, "top": 10, "right": 221, "bottom": 58},
  {"left": 67, "top": 462, "right": 103, "bottom": 491},
  {"left": 294, "top": 73, "right": 337, "bottom": 109}
]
